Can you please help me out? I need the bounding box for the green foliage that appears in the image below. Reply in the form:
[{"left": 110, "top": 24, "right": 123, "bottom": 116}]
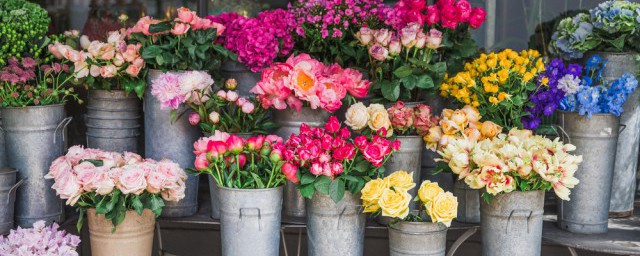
[
  {"left": 76, "top": 191, "right": 165, "bottom": 232},
  {"left": 0, "top": 0, "right": 50, "bottom": 65}
]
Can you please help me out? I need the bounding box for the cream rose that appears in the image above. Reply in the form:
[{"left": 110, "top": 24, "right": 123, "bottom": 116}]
[
  {"left": 367, "top": 104, "right": 393, "bottom": 136},
  {"left": 450, "top": 110, "right": 469, "bottom": 128},
  {"left": 345, "top": 102, "right": 370, "bottom": 131},
  {"left": 117, "top": 167, "right": 147, "bottom": 195},
  {"left": 461, "top": 105, "right": 481, "bottom": 122},
  {"left": 426, "top": 191, "right": 458, "bottom": 227},
  {"left": 384, "top": 171, "right": 415, "bottom": 191},
  {"left": 440, "top": 119, "right": 461, "bottom": 135},
  {"left": 379, "top": 188, "right": 411, "bottom": 219},
  {"left": 424, "top": 126, "right": 443, "bottom": 151},
  {"left": 418, "top": 180, "right": 445, "bottom": 203}
]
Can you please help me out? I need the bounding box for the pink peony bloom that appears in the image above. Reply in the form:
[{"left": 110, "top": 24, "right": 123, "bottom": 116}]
[
  {"left": 151, "top": 72, "right": 184, "bottom": 110},
  {"left": 250, "top": 63, "right": 294, "bottom": 110}
]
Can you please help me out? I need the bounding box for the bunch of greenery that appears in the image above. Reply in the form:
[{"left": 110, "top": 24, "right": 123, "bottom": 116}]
[{"left": 0, "top": 0, "right": 50, "bottom": 65}]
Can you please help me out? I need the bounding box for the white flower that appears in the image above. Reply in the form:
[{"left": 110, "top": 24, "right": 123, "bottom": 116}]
[
  {"left": 345, "top": 102, "right": 369, "bottom": 130},
  {"left": 557, "top": 74, "right": 581, "bottom": 94}
]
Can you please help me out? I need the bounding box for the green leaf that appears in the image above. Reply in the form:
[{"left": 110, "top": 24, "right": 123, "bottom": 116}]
[
  {"left": 78, "top": 159, "right": 104, "bottom": 167},
  {"left": 415, "top": 75, "right": 435, "bottom": 89},
  {"left": 314, "top": 176, "right": 331, "bottom": 195},
  {"left": 300, "top": 173, "right": 316, "bottom": 185},
  {"left": 329, "top": 179, "right": 346, "bottom": 203},
  {"left": 251, "top": 173, "right": 265, "bottom": 188},
  {"left": 341, "top": 175, "right": 359, "bottom": 183},
  {"left": 132, "top": 195, "right": 144, "bottom": 215},
  {"left": 607, "top": 34, "right": 627, "bottom": 51},
  {"left": 353, "top": 160, "right": 370, "bottom": 173},
  {"left": 393, "top": 65, "right": 414, "bottom": 78},
  {"left": 150, "top": 195, "right": 165, "bottom": 216},
  {"left": 148, "top": 21, "right": 172, "bottom": 33},
  {"left": 76, "top": 209, "right": 85, "bottom": 232},
  {"left": 381, "top": 80, "right": 401, "bottom": 101},
  {"left": 401, "top": 75, "right": 417, "bottom": 90},
  {"left": 141, "top": 45, "right": 163, "bottom": 59},
  {"left": 300, "top": 184, "right": 315, "bottom": 199},
  {"left": 481, "top": 192, "right": 494, "bottom": 204}
]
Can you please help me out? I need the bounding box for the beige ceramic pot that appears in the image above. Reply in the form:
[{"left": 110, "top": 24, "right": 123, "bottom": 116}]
[{"left": 87, "top": 208, "right": 155, "bottom": 256}]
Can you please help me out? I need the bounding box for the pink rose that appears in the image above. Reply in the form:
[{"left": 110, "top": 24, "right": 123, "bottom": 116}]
[
  {"left": 65, "top": 145, "right": 88, "bottom": 165},
  {"left": 189, "top": 112, "right": 200, "bottom": 125},
  {"left": 161, "top": 180, "right": 186, "bottom": 202},
  {"left": 113, "top": 53, "right": 125, "bottom": 66},
  {"left": 401, "top": 24, "right": 419, "bottom": 48},
  {"left": 51, "top": 171, "right": 82, "bottom": 206},
  {"left": 125, "top": 64, "right": 141, "bottom": 77},
  {"left": 146, "top": 171, "right": 168, "bottom": 194},
  {"left": 48, "top": 43, "right": 63, "bottom": 59},
  {"left": 331, "top": 162, "right": 344, "bottom": 175},
  {"left": 387, "top": 101, "right": 415, "bottom": 130},
  {"left": 389, "top": 39, "right": 402, "bottom": 56},
  {"left": 310, "top": 162, "right": 323, "bottom": 176},
  {"left": 369, "top": 43, "right": 389, "bottom": 61},
  {"left": 122, "top": 44, "right": 141, "bottom": 62},
  {"left": 177, "top": 7, "right": 196, "bottom": 24},
  {"left": 468, "top": 7, "right": 486, "bottom": 29},
  {"left": 123, "top": 152, "right": 143, "bottom": 165},
  {"left": 89, "top": 65, "right": 101, "bottom": 77},
  {"left": 374, "top": 29, "right": 392, "bottom": 46},
  {"left": 356, "top": 27, "right": 373, "bottom": 45},
  {"left": 171, "top": 23, "right": 190, "bottom": 36},
  {"left": 100, "top": 65, "right": 117, "bottom": 78},
  {"left": 415, "top": 32, "right": 427, "bottom": 48},
  {"left": 424, "top": 5, "right": 440, "bottom": 26},
  {"left": 93, "top": 170, "right": 116, "bottom": 196},
  {"left": 455, "top": 0, "right": 472, "bottom": 22},
  {"left": 402, "top": 0, "right": 426, "bottom": 10},
  {"left": 96, "top": 151, "right": 124, "bottom": 169},
  {"left": 47, "top": 156, "right": 73, "bottom": 180},
  {"left": 426, "top": 29, "right": 443, "bottom": 49},
  {"left": 207, "top": 21, "right": 226, "bottom": 36},
  {"left": 403, "top": 10, "right": 424, "bottom": 25},
  {"left": 282, "top": 162, "right": 299, "bottom": 183},
  {"left": 440, "top": 4, "right": 459, "bottom": 29},
  {"left": 98, "top": 44, "right": 116, "bottom": 60},
  {"left": 117, "top": 167, "right": 147, "bottom": 195},
  {"left": 74, "top": 161, "right": 98, "bottom": 190}
]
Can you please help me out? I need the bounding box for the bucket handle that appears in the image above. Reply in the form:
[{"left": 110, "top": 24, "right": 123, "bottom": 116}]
[
  {"left": 239, "top": 208, "right": 262, "bottom": 231},
  {"left": 506, "top": 210, "right": 533, "bottom": 234},
  {"left": 552, "top": 124, "right": 571, "bottom": 144},
  {"left": 53, "top": 117, "right": 73, "bottom": 144},
  {"left": 619, "top": 124, "right": 627, "bottom": 134},
  {"left": 6, "top": 178, "right": 25, "bottom": 205}
]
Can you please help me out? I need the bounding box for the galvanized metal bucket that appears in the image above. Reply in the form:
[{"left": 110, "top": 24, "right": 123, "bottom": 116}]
[
  {"left": 207, "top": 132, "right": 252, "bottom": 219},
  {"left": 0, "top": 168, "right": 23, "bottom": 234},
  {"left": 557, "top": 111, "right": 620, "bottom": 234},
  {"left": 146, "top": 69, "right": 201, "bottom": 217},
  {"left": 274, "top": 107, "right": 331, "bottom": 218},
  {"left": 481, "top": 190, "right": 545, "bottom": 256},
  {"left": 87, "top": 208, "right": 155, "bottom": 256},
  {"left": 86, "top": 90, "right": 141, "bottom": 153},
  {"left": 388, "top": 221, "right": 447, "bottom": 256},
  {"left": 453, "top": 180, "right": 481, "bottom": 224},
  {"left": 420, "top": 94, "right": 454, "bottom": 190},
  {"left": 220, "top": 60, "right": 261, "bottom": 97},
  {"left": 2, "top": 104, "right": 70, "bottom": 227},
  {"left": 584, "top": 52, "right": 640, "bottom": 217},
  {"left": 380, "top": 135, "right": 423, "bottom": 225},
  {"left": 218, "top": 186, "right": 283, "bottom": 256},
  {"left": 306, "top": 191, "right": 365, "bottom": 256},
  {"left": 0, "top": 110, "right": 6, "bottom": 168}
]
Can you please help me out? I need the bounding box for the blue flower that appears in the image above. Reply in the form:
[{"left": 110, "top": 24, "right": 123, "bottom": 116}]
[{"left": 586, "top": 55, "right": 602, "bottom": 69}]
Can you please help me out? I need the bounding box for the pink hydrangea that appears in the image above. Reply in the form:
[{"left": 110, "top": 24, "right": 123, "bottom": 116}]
[{"left": 0, "top": 221, "right": 80, "bottom": 255}]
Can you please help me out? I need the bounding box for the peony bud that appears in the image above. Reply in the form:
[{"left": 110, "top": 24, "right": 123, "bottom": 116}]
[
  {"left": 194, "top": 154, "right": 209, "bottom": 170},
  {"left": 389, "top": 39, "right": 402, "bottom": 56},
  {"left": 241, "top": 102, "right": 255, "bottom": 114},
  {"left": 226, "top": 135, "right": 245, "bottom": 154},
  {"left": 189, "top": 112, "right": 200, "bottom": 125},
  {"left": 216, "top": 90, "right": 227, "bottom": 100},
  {"left": 226, "top": 91, "right": 239, "bottom": 102},
  {"left": 208, "top": 111, "right": 220, "bottom": 124},
  {"left": 270, "top": 149, "right": 283, "bottom": 163},
  {"left": 282, "top": 162, "right": 299, "bottom": 183},
  {"left": 225, "top": 78, "right": 238, "bottom": 90}
]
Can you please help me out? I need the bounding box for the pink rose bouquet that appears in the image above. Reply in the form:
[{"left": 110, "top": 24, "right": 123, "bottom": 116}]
[
  {"left": 250, "top": 53, "right": 371, "bottom": 112},
  {"left": 127, "top": 7, "right": 233, "bottom": 72},
  {"left": 282, "top": 116, "right": 400, "bottom": 202},
  {"left": 0, "top": 221, "right": 80, "bottom": 256},
  {"left": 344, "top": 101, "right": 439, "bottom": 137},
  {"left": 46, "top": 146, "right": 187, "bottom": 229},
  {"left": 192, "top": 131, "right": 286, "bottom": 188}
]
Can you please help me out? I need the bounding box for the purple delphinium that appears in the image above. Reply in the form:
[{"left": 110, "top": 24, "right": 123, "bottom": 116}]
[{"left": 0, "top": 221, "right": 80, "bottom": 255}]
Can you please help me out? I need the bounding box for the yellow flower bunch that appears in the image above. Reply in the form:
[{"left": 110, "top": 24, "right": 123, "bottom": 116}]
[
  {"left": 440, "top": 49, "right": 545, "bottom": 129},
  {"left": 423, "top": 105, "right": 502, "bottom": 151},
  {"left": 361, "top": 171, "right": 457, "bottom": 226}
]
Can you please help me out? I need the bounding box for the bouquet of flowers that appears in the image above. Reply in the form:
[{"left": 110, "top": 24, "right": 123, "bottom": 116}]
[
  {"left": 127, "top": 7, "right": 233, "bottom": 72},
  {"left": 282, "top": 116, "right": 399, "bottom": 202},
  {"left": 0, "top": 0, "right": 50, "bottom": 65},
  {"left": 559, "top": 55, "right": 638, "bottom": 117},
  {"left": 549, "top": 1, "right": 640, "bottom": 59},
  {"left": 344, "top": 101, "right": 438, "bottom": 137},
  {"left": 150, "top": 70, "right": 214, "bottom": 121},
  {"left": 423, "top": 105, "right": 502, "bottom": 152},
  {"left": 0, "top": 221, "right": 80, "bottom": 256},
  {"left": 49, "top": 29, "right": 147, "bottom": 97},
  {"left": 440, "top": 49, "right": 546, "bottom": 130},
  {"left": 437, "top": 128, "right": 583, "bottom": 202},
  {"left": 289, "top": 0, "right": 387, "bottom": 67},
  {"left": 207, "top": 9, "right": 297, "bottom": 72},
  {"left": 361, "top": 171, "right": 457, "bottom": 226},
  {"left": 521, "top": 59, "right": 582, "bottom": 130},
  {"left": 192, "top": 131, "right": 286, "bottom": 188},
  {"left": 362, "top": 0, "right": 486, "bottom": 102},
  {"left": 46, "top": 146, "right": 187, "bottom": 229},
  {"left": 250, "top": 53, "right": 371, "bottom": 112},
  {"left": 189, "top": 78, "right": 276, "bottom": 134}
]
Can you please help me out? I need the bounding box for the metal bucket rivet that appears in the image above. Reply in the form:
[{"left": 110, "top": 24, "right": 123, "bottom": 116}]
[
  {"left": 219, "top": 186, "right": 283, "bottom": 256},
  {"left": 388, "top": 221, "right": 447, "bottom": 256},
  {"left": 86, "top": 90, "right": 141, "bottom": 153},
  {"left": 145, "top": 69, "right": 202, "bottom": 217},
  {"left": 2, "top": 104, "right": 69, "bottom": 227}
]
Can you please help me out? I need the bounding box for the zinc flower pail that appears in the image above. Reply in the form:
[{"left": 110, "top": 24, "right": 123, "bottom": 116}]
[
  {"left": 453, "top": 180, "right": 481, "bottom": 224},
  {"left": 583, "top": 52, "right": 640, "bottom": 217},
  {"left": 273, "top": 107, "right": 331, "bottom": 218},
  {"left": 207, "top": 132, "right": 252, "bottom": 219},
  {"left": 145, "top": 69, "right": 201, "bottom": 217},
  {"left": 87, "top": 208, "right": 155, "bottom": 256},
  {"left": 2, "top": 104, "right": 70, "bottom": 227},
  {"left": 220, "top": 60, "right": 261, "bottom": 98},
  {"left": 480, "top": 190, "right": 545, "bottom": 256},
  {"left": 388, "top": 221, "right": 447, "bottom": 256},
  {"left": 0, "top": 168, "right": 22, "bottom": 235},
  {"left": 218, "top": 186, "right": 283, "bottom": 256},
  {"left": 86, "top": 90, "right": 141, "bottom": 153},
  {"left": 306, "top": 191, "right": 365, "bottom": 256},
  {"left": 0, "top": 110, "right": 6, "bottom": 168},
  {"left": 558, "top": 111, "right": 620, "bottom": 234}
]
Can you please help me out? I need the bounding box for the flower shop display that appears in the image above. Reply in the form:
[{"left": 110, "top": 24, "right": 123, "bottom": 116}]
[
  {"left": 549, "top": 1, "right": 640, "bottom": 60},
  {"left": 146, "top": 70, "right": 214, "bottom": 217},
  {"left": 359, "top": 0, "right": 486, "bottom": 102},
  {"left": 361, "top": 171, "right": 457, "bottom": 256},
  {"left": 440, "top": 49, "right": 546, "bottom": 130},
  {"left": 46, "top": 146, "right": 186, "bottom": 256},
  {"left": 0, "top": 221, "right": 80, "bottom": 255},
  {"left": 0, "top": 0, "right": 50, "bottom": 66},
  {"left": 423, "top": 105, "right": 502, "bottom": 223},
  {"left": 193, "top": 132, "right": 286, "bottom": 255},
  {"left": 282, "top": 116, "right": 398, "bottom": 255},
  {"left": 436, "top": 128, "right": 582, "bottom": 256},
  {"left": 0, "top": 168, "right": 21, "bottom": 235},
  {"left": 556, "top": 55, "right": 639, "bottom": 232}
]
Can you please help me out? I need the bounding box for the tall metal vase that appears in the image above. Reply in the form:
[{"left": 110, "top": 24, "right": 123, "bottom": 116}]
[
  {"left": 2, "top": 104, "right": 71, "bottom": 227},
  {"left": 306, "top": 192, "right": 365, "bottom": 256},
  {"left": 0, "top": 110, "right": 6, "bottom": 168},
  {"left": 145, "top": 70, "right": 201, "bottom": 217},
  {"left": 583, "top": 52, "right": 640, "bottom": 217},
  {"left": 220, "top": 60, "right": 261, "bottom": 97},
  {"left": 557, "top": 111, "right": 620, "bottom": 234},
  {"left": 86, "top": 90, "right": 141, "bottom": 153},
  {"left": 273, "top": 107, "right": 331, "bottom": 218}
]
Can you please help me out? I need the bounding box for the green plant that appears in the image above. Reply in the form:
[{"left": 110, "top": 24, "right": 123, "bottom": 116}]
[{"left": 0, "top": 0, "right": 50, "bottom": 65}]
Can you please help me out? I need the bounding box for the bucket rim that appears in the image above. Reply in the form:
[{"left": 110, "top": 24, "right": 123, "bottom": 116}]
[
  {"left": 0, "top": 168, "right": 17, "bottom": 175},
  {"left": 217, "top": 184, "right": 284, "bottom": 192},
  {"left": 389, "top": 220, "right": 448, "bottom": 233},
  {"left": 1, "top": 103, "right": 65, "bottom": 110},
  {"left": 556, "top": 110, "right": 620, "bottom": 117},
  {"left": 584, "top": 51, "right": 638, "bottom": 56}
]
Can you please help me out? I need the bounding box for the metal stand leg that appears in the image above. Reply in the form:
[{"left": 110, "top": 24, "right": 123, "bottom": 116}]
[
  {"left": 446, "top": 227, "right": 479, "bottom": 256},
  {"left": 567, "top": 247, "right": 578, "bottom": 256},
  {"left": 281, "top": 228, "right": 289, "bottom": 256}
]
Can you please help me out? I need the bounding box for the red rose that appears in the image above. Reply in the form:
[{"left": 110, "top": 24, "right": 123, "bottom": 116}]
[
  {"left": 325, "top": 116, "right": 341, "bottom": 133},
  {"left": 455, "top": 0, "right": 472, "bottom": 22},
  {"left": 363, "top": 143, "right": 386, "bottom": 167},
  {"left": 402, "top": 0, "right": 426, "bottom": 10},
  {"left": 468, "top": 7, "right": 486, "bottom": 29},
  {"left": 440, "top": 5, "right": 459, "bottom": 29},
  {"left": 424, "top": 5, "right": 440, "bottom": 26}
]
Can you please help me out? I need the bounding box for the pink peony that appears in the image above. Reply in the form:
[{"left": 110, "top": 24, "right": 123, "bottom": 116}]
[
  {"left": 250, "top": 63, "right": 294, "bottom": 110},
  {"left": 226, "top": 135, "right": 245, "bottom": 154},
  {"left": 241, "top": 102, "right": 255, "bottom": 114},
  {"left": 387, "top": 101, "right": 415, "bottom": 130},
  {"left": 282, "top": 162, "right": 299, "bottom": 183},
  {"left": 194, "top": 137, "right": 212, "bottom": 155},
  {"left": 151, "top": 72, "right": 184, "bottom": 110}
]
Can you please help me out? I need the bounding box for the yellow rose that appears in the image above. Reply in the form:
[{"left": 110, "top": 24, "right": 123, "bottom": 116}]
[
  {"left": 361, "top": 178, "right": 388, "bottom": 202},
  {"left": 363, "top": 199, "right": 380, "bottom": 213},
  {"left": 379, "top": 188, "right": 411, "bottom": 219},
  {"left": 367, "top": 104, "right": 393, "bottom": 137},
  {"left": 440, "top": 119, "right": 461, "bottom": 135},
  {"left": 461, "top": 105, "right": 481, "bottom": 123},
  {"left": 345, "top": 102, "right": 370, "bottom": 131},
  {"left": 426, "top": 192, "right": 458, "bottom": 227},
  {"left": 450, "top": 110, "right": 469, "bottom": 128},
  {"left": 424, "top": 126, "right": 443, "bottom": 150},
  {"left": 384, "top": 171, "right": 416, "bottom": 191},
  {"left": 480, "top": 121, "right": 502, "bottom": 138},
  {"left": 441, "top": 109, "right": 454, "bottom": 119},
  {"left": 418, "top": 180, "right": 444, "bottom": 203}
]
